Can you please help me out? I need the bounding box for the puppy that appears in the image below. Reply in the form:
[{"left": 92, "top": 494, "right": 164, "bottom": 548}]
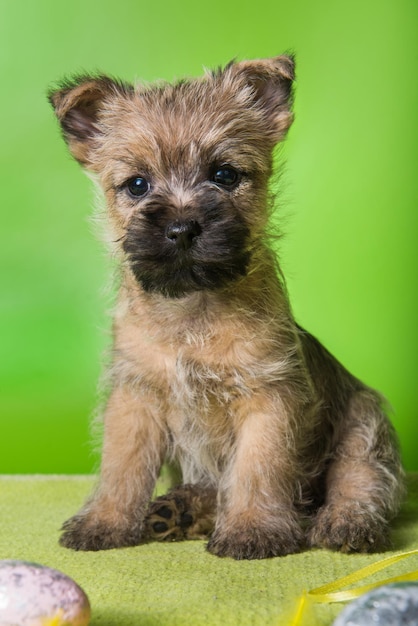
[{"left": 49, "top": 55, "right": 404, "bottom": 559}]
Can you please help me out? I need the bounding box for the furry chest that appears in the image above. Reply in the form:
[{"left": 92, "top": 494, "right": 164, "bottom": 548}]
[
  {"left": 168, "top": 355, "right": 250, "bottom": 415},
  {"left": 165, "top": 356, "right": 248, "bottom": 481}
]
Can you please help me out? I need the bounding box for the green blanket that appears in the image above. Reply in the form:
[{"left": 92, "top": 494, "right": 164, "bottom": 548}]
[{"left": 1, "top": 474, "right": 417, "bottom": 625}]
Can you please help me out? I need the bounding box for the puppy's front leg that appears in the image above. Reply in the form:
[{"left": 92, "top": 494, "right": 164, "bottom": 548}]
[
  {"left": 207, "top": 393, "right": 305, "bottom": 560},
  {"left": 60, "top": 385, "right": 166, "bottom": 550}
]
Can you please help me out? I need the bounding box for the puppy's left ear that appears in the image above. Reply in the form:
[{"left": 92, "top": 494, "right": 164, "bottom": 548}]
[{"left": 231, "top": 55, "right": 295, "bottom": 142}]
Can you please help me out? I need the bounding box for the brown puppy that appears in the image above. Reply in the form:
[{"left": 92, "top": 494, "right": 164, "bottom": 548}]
[{"left": 49, "top": 55, "right": 404, "bottom": 559}]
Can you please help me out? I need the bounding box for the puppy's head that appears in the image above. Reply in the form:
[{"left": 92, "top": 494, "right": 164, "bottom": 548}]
[{"left": 49, "top": 56, "right": 294, "bottom": 298}]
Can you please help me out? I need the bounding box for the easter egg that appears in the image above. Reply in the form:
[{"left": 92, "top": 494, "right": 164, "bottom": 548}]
[
  {"left": 333, "top": 582, "right": 418, "bottom": 626},
  {"left": 0, "top": 560, "right": 90, "bottom": 626}
]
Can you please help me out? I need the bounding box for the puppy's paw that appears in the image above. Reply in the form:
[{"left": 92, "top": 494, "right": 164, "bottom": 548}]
[
  {"left": 59, "top": 513, "right": 143, "bottom": 551},
  {"left": 207, "top": 522, "right": 304, "bottom": 560},
  {"left": 145, "top": 485, "right": 215, "bottom": 541},
  {"left": 307, "top": 502, "right": 390, "bottom": 553},
  {"left": 145, "top": 496, "right": 193, "bottom": 541}
]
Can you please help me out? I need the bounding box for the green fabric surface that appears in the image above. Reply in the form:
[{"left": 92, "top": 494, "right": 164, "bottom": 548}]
[{"left": 0, "top": 475, "right": 417, "bottom": 626}]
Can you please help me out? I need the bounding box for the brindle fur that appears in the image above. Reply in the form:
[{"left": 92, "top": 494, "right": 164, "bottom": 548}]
[{"left": 49, "top": 56, "right": 404, "bottom": 559}]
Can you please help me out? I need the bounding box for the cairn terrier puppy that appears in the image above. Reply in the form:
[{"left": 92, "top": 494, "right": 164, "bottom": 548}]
[{"left": 49, "top": 55, "right": 404, "bottom": 559}]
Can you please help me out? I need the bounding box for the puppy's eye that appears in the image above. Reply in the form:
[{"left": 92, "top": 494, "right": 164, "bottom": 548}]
[
  {"left": 126, "top": 177, "right": 150, "bottom": 198},
  {"left": 211, "top": 166, "right": 240, "bottom": 188}
]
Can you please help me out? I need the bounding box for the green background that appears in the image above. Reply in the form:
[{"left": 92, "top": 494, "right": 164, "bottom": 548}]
[{"left": 1, "top": 0, "right": 417, "bottom": 473}]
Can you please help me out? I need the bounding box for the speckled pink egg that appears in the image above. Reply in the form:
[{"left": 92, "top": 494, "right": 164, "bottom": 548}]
[{"left": 0, "top": 560, "right": 91, "bottom": 626}]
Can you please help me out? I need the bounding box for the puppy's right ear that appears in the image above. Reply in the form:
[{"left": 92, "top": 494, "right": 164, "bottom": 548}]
[{"left": 48, "top": 76, "right": 133, "bottom": 167}]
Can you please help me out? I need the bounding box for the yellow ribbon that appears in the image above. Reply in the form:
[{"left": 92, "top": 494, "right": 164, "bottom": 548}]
[{"left": 288, "top": 548, "right": 418, "bottom": 626}]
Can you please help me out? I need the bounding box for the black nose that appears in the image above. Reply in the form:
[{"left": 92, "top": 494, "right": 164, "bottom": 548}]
[{"left": 165, "top": 220, "right": 202, "bottom": 250}]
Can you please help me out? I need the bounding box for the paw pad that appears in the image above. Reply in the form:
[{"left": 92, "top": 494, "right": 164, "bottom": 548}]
[{"left": 146, "top": 497, "right": 193, "bottom": 541}]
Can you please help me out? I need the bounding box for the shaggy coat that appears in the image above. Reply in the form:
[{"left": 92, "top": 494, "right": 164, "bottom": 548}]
[{"left": 49, "top": 56, "right": 404, "bottom": 559}]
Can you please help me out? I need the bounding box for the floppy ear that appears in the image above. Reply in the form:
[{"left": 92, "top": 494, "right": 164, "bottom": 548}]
[
  {"left": 48, "top": 75, "right": 133, "bottom": 167},
  {"left": 231, "top": 55, "right": 295, "bottom": 142}
]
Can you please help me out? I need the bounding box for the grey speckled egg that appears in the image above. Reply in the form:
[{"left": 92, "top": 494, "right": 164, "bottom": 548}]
[
  {"left": 333, "top": 582, "right": 418, "bottom": 626},
  {"left": 0, "top": 560, "right": 90, "bottom": 626}
]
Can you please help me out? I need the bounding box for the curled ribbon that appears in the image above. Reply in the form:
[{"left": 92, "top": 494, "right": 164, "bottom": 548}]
[{"left": 287, "top": 548, "right": 418, "bottom": 626}]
